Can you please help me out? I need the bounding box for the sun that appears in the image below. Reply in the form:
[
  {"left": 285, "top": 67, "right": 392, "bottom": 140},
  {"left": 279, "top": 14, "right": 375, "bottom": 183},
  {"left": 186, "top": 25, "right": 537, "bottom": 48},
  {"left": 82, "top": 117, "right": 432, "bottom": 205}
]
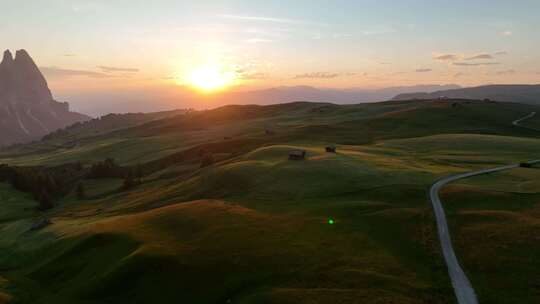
[{"left": 188, "top": 63, "right": 236, "bottom": 92}]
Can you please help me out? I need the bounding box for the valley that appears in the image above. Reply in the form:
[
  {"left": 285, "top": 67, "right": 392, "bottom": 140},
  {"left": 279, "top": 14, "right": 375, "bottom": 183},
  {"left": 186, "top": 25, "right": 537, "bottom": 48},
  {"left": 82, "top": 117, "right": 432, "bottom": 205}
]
[{"left": 1, "top": 99, "right": 539, "bottom": 303}]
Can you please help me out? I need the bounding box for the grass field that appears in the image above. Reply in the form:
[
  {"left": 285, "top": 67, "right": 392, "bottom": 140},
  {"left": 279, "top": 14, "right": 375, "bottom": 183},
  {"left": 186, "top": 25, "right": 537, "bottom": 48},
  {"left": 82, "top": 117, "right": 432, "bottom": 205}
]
[
  {"left": 441, "top": 166, "right": 540, "bottom": 303},
  {"left": 1, "top": 99, "right": 539, "bottom": 303}
]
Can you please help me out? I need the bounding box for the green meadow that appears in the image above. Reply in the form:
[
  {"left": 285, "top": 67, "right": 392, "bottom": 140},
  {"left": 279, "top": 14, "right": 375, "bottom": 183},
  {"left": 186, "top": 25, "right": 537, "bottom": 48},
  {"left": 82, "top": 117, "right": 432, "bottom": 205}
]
[{"left": 1, "top": 99, "right": 539, "bottom": 303}]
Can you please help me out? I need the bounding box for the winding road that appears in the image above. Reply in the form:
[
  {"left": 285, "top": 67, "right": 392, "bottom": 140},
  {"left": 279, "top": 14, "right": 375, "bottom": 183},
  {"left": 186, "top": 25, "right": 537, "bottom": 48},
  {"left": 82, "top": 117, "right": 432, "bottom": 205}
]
[
  {"left": 512, "top": 111, "right": 536, "bottom": 126},
  {"left": 429, "top": 112, "right": 539, "bottom": 304}
]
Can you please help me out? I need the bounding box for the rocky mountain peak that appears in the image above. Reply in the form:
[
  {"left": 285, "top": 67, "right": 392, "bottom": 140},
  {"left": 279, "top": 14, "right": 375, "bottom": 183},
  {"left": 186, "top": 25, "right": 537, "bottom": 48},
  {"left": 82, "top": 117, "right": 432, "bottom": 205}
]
[
  {"left": 0, "top": 49, "right": 90, "bottom": 146},
  {"left": 1, "top": 50, "right": 14, "bottom": 66},
  {"left": 0, "top": 49, "right": 52, "bottom": 104}
]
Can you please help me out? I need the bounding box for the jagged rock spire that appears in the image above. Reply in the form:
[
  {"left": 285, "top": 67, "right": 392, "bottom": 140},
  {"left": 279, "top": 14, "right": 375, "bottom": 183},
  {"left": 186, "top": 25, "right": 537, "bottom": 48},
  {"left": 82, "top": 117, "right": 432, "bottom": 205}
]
[
  {"left": 0, "top": 49, "right": 90, "bottom": 146},
  {"left": 0, "top": 49, "right": 53, "bottom": 103},
  {"left": 1, "top": 50, "right": 13, "bottom": 66}
]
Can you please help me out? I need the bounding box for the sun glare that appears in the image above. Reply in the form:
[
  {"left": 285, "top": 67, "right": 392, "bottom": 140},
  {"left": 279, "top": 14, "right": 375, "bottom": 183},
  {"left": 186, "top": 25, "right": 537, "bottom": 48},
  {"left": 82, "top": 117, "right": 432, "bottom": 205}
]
[{"left": 188, "top": 63, "right": 236, "bottom": 92}]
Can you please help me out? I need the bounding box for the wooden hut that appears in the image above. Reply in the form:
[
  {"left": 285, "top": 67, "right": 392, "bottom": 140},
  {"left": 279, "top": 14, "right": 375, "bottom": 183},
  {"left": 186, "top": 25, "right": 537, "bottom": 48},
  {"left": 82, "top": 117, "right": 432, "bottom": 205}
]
[
  {"left": 519, "top": 162, "right": 532, "bottom": 168},
  {"left": 288, "top": 150, "right": 306, "bottom": 160},
  {"left": 325, "top": 145, "right": 337, "bottom": 153}
]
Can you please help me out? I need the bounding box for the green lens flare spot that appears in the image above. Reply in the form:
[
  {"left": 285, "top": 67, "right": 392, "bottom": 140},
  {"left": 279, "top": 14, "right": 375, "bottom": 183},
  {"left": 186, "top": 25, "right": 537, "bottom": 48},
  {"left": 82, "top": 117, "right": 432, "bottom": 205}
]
[{"left": 328, "top": 219, "right": 335, "bottom": 225}]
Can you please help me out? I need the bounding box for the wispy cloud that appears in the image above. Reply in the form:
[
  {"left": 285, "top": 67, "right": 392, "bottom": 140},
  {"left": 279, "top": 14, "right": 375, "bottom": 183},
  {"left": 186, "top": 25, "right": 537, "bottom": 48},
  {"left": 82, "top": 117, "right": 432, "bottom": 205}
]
[
  {"left": 465, "top": 54, "right": 493, "bottom": 60},
  {"left": 433, "top": 54, "right": 459, "bottom": 61},
  {"left": 294, "top": 72, "right": 340, "bottom": 79},
  {"left": 453, "top": 62, "right": 501, "bottom": 66},
  {"left": 239, "top": 72, "right": 268, "bottom": 80},
  {"left": 501, "top": 30, "right": 513, "bottom": 36},
  {"left": 41, "top": 67, "right": 112, "bottom": 79},
  {"left": 219, "top": 14, "right": 327, "bottom": 26},
  {"left": 97, "top": 66, "right": 140, "bottom": 73},
  {"left": 415, "top": 68, "right": 432, "bottom": 73},
  {"left": 496, "top": 69, "right": 516, "bottom": 75},
  {"left": 293, "top": 72, "right": 356, "bottom": 79},
  {"left": 434, "top": 51, "right": 508, "bottom": 62},
  {"left": 454, "top": 72, "right": 468, "bottom": 78}
]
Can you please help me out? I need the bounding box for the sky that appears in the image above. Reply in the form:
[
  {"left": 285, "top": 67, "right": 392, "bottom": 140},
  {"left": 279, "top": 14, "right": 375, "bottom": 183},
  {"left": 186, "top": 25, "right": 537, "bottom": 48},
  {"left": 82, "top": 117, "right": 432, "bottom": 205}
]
[{"left": 2, "top": 0, "right": 540, "bottom": 115}]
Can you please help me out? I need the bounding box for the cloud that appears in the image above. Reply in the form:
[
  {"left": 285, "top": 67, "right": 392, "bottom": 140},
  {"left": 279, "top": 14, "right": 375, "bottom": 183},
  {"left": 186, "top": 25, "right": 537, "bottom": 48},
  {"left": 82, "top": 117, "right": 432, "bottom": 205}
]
[
  {"left": 294, "top": 72, "right": 340, "bottom": 79},
  {"left": 62, "top": 54, "right": 76, "bottom": 57},
  {"left": 219, "top": 14, "right": 326, "bottom": 26},
  {"left": 453, "top": 62, "right": 501, "bottom": 66},
  {"left": 454, "top": 72, "right": 468, "bottom": 78},
  {"left": 293, "top": 72, "right": 356, "bottom": 79},
  {"left": 239, "top": 72, "right": 268, "bottom": 80},
  {"left": 41, "top": 67, "right": 112, "bottom": 79},
  {"left": 434, "top": 51, "right": 508, "bottom": 62},
  {"left": 332, "top": 33, "right": 353, "bottom": 39},
  {"left": 465, "top": 54, "right": 493, "bottom": 60},
  {"left": 501, "top": 30, "right": 513, "bottom": 36},
  {"left": 415, "top": 68, "right": 432, "bottom": 73},
  {"left": 496, "top": 69, "right": 516, "bottom": 75},
  {"left": 433, "top": 54, "right": 458, "bottom": 61},
  {"left": 97, "top": 66, "right": 140, "bottom": 73}
]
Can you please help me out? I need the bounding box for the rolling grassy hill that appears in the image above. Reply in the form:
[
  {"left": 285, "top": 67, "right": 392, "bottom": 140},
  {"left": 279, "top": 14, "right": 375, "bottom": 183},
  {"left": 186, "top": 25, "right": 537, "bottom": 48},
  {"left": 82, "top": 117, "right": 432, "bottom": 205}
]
[
  {"left": 1, "top": 99, "right": 540, "bottom": 303},
  {"left": 441, "top": 167, "right": 540, "bottom": 303},
  {"left": 0, "top": 99, "right": 538, "bottom": 166}
]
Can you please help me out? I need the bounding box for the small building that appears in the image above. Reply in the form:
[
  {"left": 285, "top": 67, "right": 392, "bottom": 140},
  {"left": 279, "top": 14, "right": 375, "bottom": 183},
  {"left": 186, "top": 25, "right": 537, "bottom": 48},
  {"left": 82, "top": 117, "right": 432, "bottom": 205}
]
[
  {"left": 325, "top": 145, "right": 337, "bottom": 153},
  {"left": 519, "top": 162, "right": 532, "bottom": 168},
  {"left": 289, "top": 150, "right": 306, "bottom": 161}
]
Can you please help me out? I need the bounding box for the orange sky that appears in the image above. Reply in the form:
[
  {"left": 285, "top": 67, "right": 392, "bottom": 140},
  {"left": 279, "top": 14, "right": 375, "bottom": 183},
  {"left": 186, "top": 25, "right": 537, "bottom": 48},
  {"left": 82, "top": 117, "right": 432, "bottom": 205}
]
[{"left": 3, "top": 1, "right": 540, "bottom": 114}]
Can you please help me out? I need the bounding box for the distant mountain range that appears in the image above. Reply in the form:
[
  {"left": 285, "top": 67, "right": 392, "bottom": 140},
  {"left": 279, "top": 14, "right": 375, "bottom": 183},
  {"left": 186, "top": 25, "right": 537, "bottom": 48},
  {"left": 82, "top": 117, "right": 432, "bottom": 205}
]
[
  {"left": 63, "top": 84, "right": 462, "bottom": 116},
  {"left": 0, "top": 49, "right": 89, "bottom": 146},
  {"left": 392, "top": 84, "right": 540, "bottom": 105},
  {"left": 212, "top": 84, "right": 462, "bottom": 105}
]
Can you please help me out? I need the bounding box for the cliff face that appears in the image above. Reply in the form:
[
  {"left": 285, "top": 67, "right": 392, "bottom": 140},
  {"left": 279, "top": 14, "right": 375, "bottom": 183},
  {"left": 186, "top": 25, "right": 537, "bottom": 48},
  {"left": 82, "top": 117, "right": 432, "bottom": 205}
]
[{"left": 0, "top": 49, "right": 90, "bottom": 146}]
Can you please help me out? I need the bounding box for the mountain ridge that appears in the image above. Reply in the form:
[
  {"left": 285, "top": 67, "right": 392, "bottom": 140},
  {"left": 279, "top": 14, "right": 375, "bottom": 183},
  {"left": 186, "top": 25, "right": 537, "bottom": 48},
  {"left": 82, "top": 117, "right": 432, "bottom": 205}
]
[
  {"left": 392, "top": 84, "right": 540, "bottom": 105},
  {"left": 0, "top": 49, "right": 89, "bottom": 146}
]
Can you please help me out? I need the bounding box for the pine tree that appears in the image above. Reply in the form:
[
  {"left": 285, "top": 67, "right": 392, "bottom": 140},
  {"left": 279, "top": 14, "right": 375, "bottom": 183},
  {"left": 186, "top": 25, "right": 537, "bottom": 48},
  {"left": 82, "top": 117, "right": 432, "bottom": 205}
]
[
  {"left": 76, "top": 182, "right": 86, "bottom": 199},
  {"left": 123, "top": 171, "right": 135, "bottom": 190},
  {"left": 38, "top": 189, "right": 54, "bottom": 210}
]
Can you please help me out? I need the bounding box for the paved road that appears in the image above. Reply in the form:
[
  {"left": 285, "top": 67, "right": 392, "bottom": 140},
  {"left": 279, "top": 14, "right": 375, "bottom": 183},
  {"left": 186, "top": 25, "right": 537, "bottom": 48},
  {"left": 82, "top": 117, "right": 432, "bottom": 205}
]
[
  {"left": 512, "top": 111, "right": 539, "bottom": 131},
  {"left": 430, "top": 112, "right": 539, "bottom": 304}
]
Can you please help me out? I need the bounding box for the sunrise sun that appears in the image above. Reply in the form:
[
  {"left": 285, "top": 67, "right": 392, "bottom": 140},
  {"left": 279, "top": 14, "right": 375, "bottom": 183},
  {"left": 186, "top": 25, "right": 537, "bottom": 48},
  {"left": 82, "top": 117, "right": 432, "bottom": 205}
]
[{"left": 188, "top": 63, "right": 236, "bottom": 92}]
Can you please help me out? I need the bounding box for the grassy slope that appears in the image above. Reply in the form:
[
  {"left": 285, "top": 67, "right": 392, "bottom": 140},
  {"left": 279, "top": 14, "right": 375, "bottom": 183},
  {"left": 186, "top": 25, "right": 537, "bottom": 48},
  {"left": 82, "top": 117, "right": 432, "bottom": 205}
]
[
  {"left": 1, "top": 100, "right": 540, "bottom": 303},
  {"left": 441, "top": 166, "right": 540, "bottom": 304},
  {"left": 1, "top": 100, "right": 538, "bottom": 166},
  {"left": 0, "top": 143, "right": 448, "bottom": 303}
]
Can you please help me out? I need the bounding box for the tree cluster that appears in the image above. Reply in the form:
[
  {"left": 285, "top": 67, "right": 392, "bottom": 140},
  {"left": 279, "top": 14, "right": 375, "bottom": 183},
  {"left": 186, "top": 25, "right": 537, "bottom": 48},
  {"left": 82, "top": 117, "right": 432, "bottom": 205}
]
[
  {"left": 0, "top": 165, "right": 59, "bottom": 210},
  {"left": 88, "top": 158, "right": 125, "bottom": 179}
]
